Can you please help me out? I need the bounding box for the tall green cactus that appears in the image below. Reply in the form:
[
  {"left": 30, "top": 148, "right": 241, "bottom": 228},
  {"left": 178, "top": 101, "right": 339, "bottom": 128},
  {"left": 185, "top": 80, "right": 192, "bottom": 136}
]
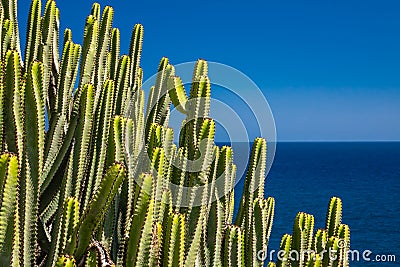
[
  {"left": 0, "top": 0, "right": 350, "bottom": 266},
  {"left": 163, "top": 212, "right": 185, "bottom": 267},
  {"left": 222, "top": 225, "right": 245, "bottom": 267},
  {"left": 124, "top": 173, "right": 154, "bottom": 267},
  {"left": 0, "top": 152, "right": 19, "bottom": 266},
  {"left": 235, "top": 138, "right": 270, "bottom": 265},
  {"left": 276, "top": 234, "right": 293, "bottom": 267},
  {"left": 253, "top": 197, "right": 275, "bottom": 266}
]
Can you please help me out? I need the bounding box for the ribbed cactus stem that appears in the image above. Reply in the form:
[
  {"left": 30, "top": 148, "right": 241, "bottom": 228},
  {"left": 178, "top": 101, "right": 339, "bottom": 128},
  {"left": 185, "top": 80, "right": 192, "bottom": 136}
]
[
  {"left": 168, "top": 75, "right": 188, "bottom": 114},
  {"left": 125, "top": 173, "right": 155, "bottom": 267},
  {"left": 325, "top": 197, "right": 342, "bottom": 237},
  {"left": 222, "top": 225, "right": 244, "bottom": 267},
  {"left": 163, "top": 213, "right": 185, "bottom": 267},
  {"left": 292, "top": 212, "right": 315, "bottom": 267},
  {"left": 129, "top": 24, "right": 143, "bottom": 88},
  {"left": 253, "top": 197, "right": 275, "bottom": 266},
  {"left": 79, "top": 14, "right": 99, "bottom": 87},
  {"left": 0, "top": 152, "right": 19, "bottom": 265},
  {"left": 24, "top": 0, "right": 41, "bottom": 68},
  {"left": 276, "top": 234, "right": 292, "bottom": 267},
  {"left": 235, "top": 138, "right": 267, "bottom": 264},
  {"left": 313, "top": 229, "right": 328, "bottom": 254},
  {"left": 69, "top": 163, "right": 126, "bottom": 260},
  {"left": 336, "top": 224, "right": 350, "bottom": 267}
]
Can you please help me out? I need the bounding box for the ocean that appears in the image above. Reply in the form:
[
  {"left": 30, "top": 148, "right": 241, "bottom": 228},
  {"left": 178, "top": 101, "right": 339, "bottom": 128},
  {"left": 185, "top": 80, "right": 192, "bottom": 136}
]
[{"left": 229, "top": 142, "right": 400, "bottom": 266}]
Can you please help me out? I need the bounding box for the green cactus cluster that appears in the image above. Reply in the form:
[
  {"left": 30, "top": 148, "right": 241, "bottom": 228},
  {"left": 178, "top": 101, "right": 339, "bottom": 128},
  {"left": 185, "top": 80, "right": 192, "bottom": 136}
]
[
  {"left": 0, "top": 0, "right": 350, "bottom": 266},
  {"left": 268, "top": 197, "right": 350, "bottom": 267}
]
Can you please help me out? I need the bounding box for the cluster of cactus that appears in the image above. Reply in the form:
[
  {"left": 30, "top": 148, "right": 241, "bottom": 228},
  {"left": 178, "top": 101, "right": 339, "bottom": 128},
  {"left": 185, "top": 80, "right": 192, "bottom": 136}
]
[
  {"left": 0, "top": 0, "right": 350, "bottom": 266},
  {"left": 268, "top": 197, "right": 350, "bottom": 267}
]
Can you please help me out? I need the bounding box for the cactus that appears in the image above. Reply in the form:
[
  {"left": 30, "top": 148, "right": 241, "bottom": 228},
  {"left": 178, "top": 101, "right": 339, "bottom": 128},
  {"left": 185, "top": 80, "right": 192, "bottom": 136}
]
[
  {"left": 163, "top": 212, "right": 185, "bottom": 267},
  {"left": 253, "top": 197, "right": 275, "bottom": 266},
  {"left": 276, "top": 234, "right": 293, "bottom": 267},
  {"left": 55, "top": 255, "right": 76, "bottom": 267},
  {"left": 272, "top": 197, "right": 350, "bottom": 267},
  {"left": 222, "top": 225, "right": 245, "bottom": 267},
  {"left": 0, "top": 152, "right": 19, "bottom": 266},
  {"left": 0, "top": 1, "right": 350, "bottom": 266}
]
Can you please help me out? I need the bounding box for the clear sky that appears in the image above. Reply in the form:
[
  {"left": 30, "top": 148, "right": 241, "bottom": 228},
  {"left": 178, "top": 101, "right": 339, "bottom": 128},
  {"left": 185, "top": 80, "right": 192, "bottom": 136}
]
[{"left": 18, "top": 0, "right": 400, "bottom": 141}]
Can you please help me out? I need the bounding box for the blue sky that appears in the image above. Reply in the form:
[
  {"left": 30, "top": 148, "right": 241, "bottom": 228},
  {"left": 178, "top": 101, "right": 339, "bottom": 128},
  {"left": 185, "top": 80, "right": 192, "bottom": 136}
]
[{"left": 18, "top": 0, "right": 400, "bottom": 141}]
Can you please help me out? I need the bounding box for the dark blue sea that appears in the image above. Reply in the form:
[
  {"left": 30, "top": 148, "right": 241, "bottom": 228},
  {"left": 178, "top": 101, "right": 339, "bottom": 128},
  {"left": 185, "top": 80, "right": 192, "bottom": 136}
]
[{"left": 228, "top": 142, "right": 400, "bottom": 266}]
